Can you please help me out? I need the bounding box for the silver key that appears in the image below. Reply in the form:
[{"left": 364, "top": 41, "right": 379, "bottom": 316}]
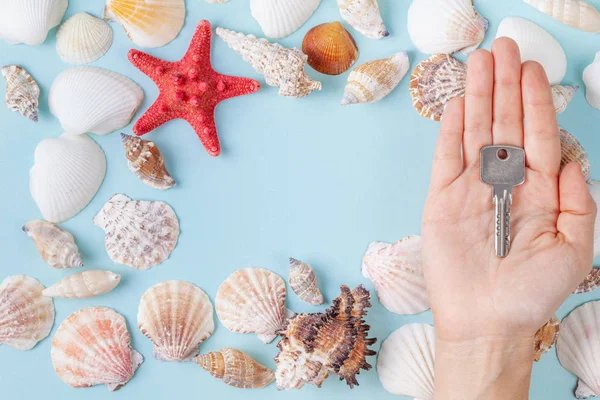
[{"left": 480, "top": 145, "right": 525, "bottom": 257}]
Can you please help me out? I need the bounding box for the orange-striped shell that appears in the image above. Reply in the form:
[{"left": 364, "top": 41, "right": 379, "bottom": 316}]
[{"left": 302, "top": 22, "right": 358, "bottom": 75}]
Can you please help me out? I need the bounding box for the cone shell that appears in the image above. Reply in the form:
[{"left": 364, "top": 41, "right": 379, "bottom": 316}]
[
  {"left": 575, "top": 268, "right": 600, "bottom": 294},
  {"left": 552, "top": 85, "right": 578, "bottom": 114},
  {"left": 56, "top": 12, "right": 113, "bottom": 65},
  {"left": 1, "top": 65, "right": 40, "bottom": 122},
  {"left": 23, "top": 220, "right": 83, "bottom": 269},
  {"left": 289, "top": 258, "right": 324, "bottom": 306},
  {"left": 0, "top": 275, "right": 54, "bottom": 350},
  {"left": 584, "top": 52, "right": 600, "bottom": 111},
  {"left": 409, "top": 54, "right": 467, "bottom": 121},
  {"left": 302, "top": 22, "right": 359, "bottom": 76},
  {"left": 93, "top": 194, "right": 180, "bottom": 270},
  {"left": 121, "top": 134, "right": 175, "bottom": 190},
  {"left": 216, "top": 268, "right": 287, "bottom": 344},
  {"left": 51, "top": 307, "right": 143, "bottom": 391},
  {"left": 138, "top": 281, "right": 214, "bottom": 362},
  {"left": 43, "top": 270, "right": 121, "bottom": 298},
  {"left": 103, "top": 0, "right": 185, "bottom": 48},
  {"left": 250, "top": 0, "right": 321, "bottom": 39},
  {"left": 337, "top": 0, "right": 389, "bottom": 39},
  {"left": 524, "top": 0, "right": 600, "bottom": 33},
  {"left": 533, "top": 316, "right": 560, "bottom": 362},
  {"left": 590, "top": 181, "right": 600, "bottom": 258},
  {"left": 0, "top": 0, "right": 67, "bottom": 45},
  {"left": 559, "top": 128, "right": 592, "bottom": 183},
  {"left": 195, "top": 348, "right": 275, "bottom": 389}
]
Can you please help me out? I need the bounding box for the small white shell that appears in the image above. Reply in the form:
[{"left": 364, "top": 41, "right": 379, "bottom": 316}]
[
  {"left": 337, "top": 0, "right": 389, "bottom": 39},
  {"left": 552, "top": 85, "right": 579, "bottom": 114},
  {"left": 523, "top": 0, "right": 600, "bottom": 33},
  {"left": 23, "top": 220, "right": 83, "bottom": 269},
  {"left": 250, "top": 0, "right": 322, "bottom": 39},
  {"left": 288, "top": 258, "right": 324, "bottom": 305},
  {"left": 1, "top": 65, "right": 40, "bottom": 122},
  {"left": 590, "top": 181, "right": 600, "bottom": 258},
  {"left": 43, "top": 270, "right": 121, "bottom": 298},
  {"left": 56, "top": 13, "right": 113, "bottom": 65},
  {"left": 584, "top": 52, "right": 600, "bottom": 111},
  {"left": 0, "top": 0, "right": 67, "bottom": 45}
]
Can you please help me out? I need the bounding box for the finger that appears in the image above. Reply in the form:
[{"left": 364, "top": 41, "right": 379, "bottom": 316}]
[
  {"left": 463, "top": 49, "right": 494, "bottom": 169},
  {"left": 522, "top": 61, "right": 561, "bottom": 176},
  {"left": 491, "top": 38, "right": 523, "bottom": 147},
  {"left": 430, "top": 97, "right": 465, "bottom": 191}
]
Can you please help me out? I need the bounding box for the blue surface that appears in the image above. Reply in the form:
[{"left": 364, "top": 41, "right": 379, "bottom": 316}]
[{"left": 0, "top": 0, "right": 599, "bottom": 399}]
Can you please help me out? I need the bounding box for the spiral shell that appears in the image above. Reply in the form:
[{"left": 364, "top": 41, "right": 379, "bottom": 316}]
[
  {"left": 559, "top": 128, "right": 591, "bottom": 183},
  {"left": 302, "top": 22, "right": 359, "bottom": 76},
  {"left": 1, "top": 65, "right": 39, "bottom": 122},
  {"left": 23, "top": 220, "right": 83, "bottom": 269},
  {"left": 42, "top": 270, "right": 120, "bottom": 298},
  {"left": 288, "top": 258, "right": 324, "bottom": 305},
  {"left": 121, "top": 133, "right": 175, "bottom": 190},
  {"left": 337, "top": 0, "right": 389, "bottom": 39},
  {"left": 552, "top": 85, "right": 578, "bottom": 114},
  {"left": 575, "top": 268, "right": 600, "bottom": 294},
  {"left": 195, "top": 348, "right": 274, "bottom": 389},
  {"left": 534, "top": 316, "right": 560, "bottom": 362}
]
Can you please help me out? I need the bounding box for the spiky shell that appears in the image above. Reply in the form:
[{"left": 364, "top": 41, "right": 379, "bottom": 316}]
[
  {"left": 216, "top": 268, "right": 287, "bottom": 344},
  {"left": 289, "top": 258, "right": 324, "bottom": 305},
  {"left": 552, "top": 85, "right": 578, "bottom": 114},
  {"left": 93, "top": 194, "right": 180, "bottom": 270},
  {"left": 524, "top": 0, "right": 600, "bottom": 33},
  {"left": 575, "top": 268, "right": 600, "bottom": 294},
  {"left": 51, "top": 307, "right": 143, "bottom": 391},
  {"left": 337, "top": 0, "right": 389, "bottom": 39},
  {"left": 559, "top": 128, "right": 592, "bottom": 183},
  {"left": 0, "top": 0, "right": 67, "bottom": 45},
  {"left": 121, "top": 134, "right": 175, "bottom": 190},
  {"left": 23, "top": 220, "right": 83, "bottom": 269},
  {"left": 56, "top": 12, "right": 113, "bottom": 65},
  {"left": 302, "top": 22, "right": 359, "bottom": 76},
  {"left": 195, "top": 348, "right": 275, "bottom": 389},
  {"left": 43, "top": 270, "right": 121, "bottom": 298},
  {"left": 250, "top": 0, "right": 322, "bottom": 39},
  {"left": 1, "top": 65, "right": 39, "bottom": 122},
  {"left": 584, "top": 52, "right": 600, "bottom": 111},
  {"left": 0, "top": 275, "right": 54, "bottom": 350},
  {"left": 409, "top": 54, "right": 467, "bottom": 121},
  {"left": 138, "top": 281, "right": 214, "bottom": 362},
  {"left": 534, "top": 316, "right": 560, "bottom": 362}
]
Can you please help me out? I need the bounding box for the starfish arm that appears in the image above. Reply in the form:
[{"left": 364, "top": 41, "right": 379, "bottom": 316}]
[
  {"left": 216, "top": 74, "right": 261, "bottom": 102},
  {"left": 133, "top": 97, "right": 174, "bottom": 136},
  {"left": 185, "top": 107, "right": 220, "bottom": 157},
  {"left": 182, "top": 20, "right": 212, "bottom": 64},
  {"left": 129, "top": 49, "right": 171, "bottom": 77}
]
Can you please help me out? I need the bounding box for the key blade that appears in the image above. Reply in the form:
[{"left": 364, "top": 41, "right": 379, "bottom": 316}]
[{"left": 480, "top": 145, "right": 525, "bottom": 187}]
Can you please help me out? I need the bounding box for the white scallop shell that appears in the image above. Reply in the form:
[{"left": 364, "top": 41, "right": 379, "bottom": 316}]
[
  {"left": 138, "top": 280, "right": 214, "bottom": 362},
  {"left": 552, "top": 85, "right": 579, "bottom": 114},
  {"left": 0, "top": 0, "right": 67, "bottom": 45},
  {"left": 23, "top": 220, "right": 83, "bottom": 269},
  {"left": 337, "top": 0, "right": 389, "bottom": 39},
  {"left": 0, "top": 275, "right": 54, "bottom": 350},
  {"left": 496, "top": 17, "right": 567, "bottom": 85},
  {"left": 49, "top": 66, "right": 143, "bottom": 135},
  {"left": 43, "top": 270, "right": 121, "bottom": 298},
  {"left": 30, "top": 134, "right": 107, "bottom": 223},
  {"left": 56, "top": 12, "right": 113, "bottom": 65},
  {"left": 250, "top": 0, "right": 322, "bottom": 39},
  {"left": 584, "top": 52, "right": 600, "bottom": 111},
  {"left": 1, "top": 65, "right": 40, "bottom": 122},
  {"left": 377, "top": 323, "right": 435, "bottom": 399},
  {"left": 523, "top": 0, "right": 600, "bottom": 33},
  {"left": 590, "top": 181, "right": 600, "bottom": 258}
]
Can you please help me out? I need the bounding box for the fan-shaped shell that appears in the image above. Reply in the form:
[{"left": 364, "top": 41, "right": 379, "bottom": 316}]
[
  {"left": 23, "top": 220, "right": 83, "bottom": 269},
  {"left": 534, "top": 316, "right": 560, "bottom": 362},
  {"left": 288, "top": 258, "right": 324, "bottom": 305},
  {"left": 216, "top": 268, "right": 287, "bottom": 344},
  {"left": 195, "top": 348, "right": 275, "bottom": 389},
  {"left": 552, "top": 85, "right": 578, "bottom": 114},
  {"left": 559, "top": 128, "right": 591, "bottom": 183},
  {"left": 524, "top": 0, "right": 600, "bottom": 33},
  {"left": 1, "top": 65, "right": 39, "bottom": 122},
  {"left": 121, "top": 133, "right": 175, "bottom": 190},
  {"left": 337, "top": 0, "right": 389, "bottom": 39},
  {"left": 0, "top": 0, "right": 67, "bottom": 45},
  {"left": 43, "top": 270, "right": 121, "bottom": 298},
  {"left": 250, "top": 0, "right": 322, "bottom": 39},
  {"left": 103, "top": 0, "right": 185, "bottom": 48},
  {"left": 51, "top": 307, "right": 143, "bottom": 391},
  {"left": 93, "top": 194, "right": 180, "bottom": 270},
  {"left": 138, "top": 281, "right": 214, "bottom": 362},
  {"left": 407, "top": 0, "right": 488, "bottom": 55},
  {"left": 584, "top": 52, "right": 600, "bottom": 111},
  {"left": 56, "top": 12, "right": 113, "bottom": 65},
  {"left": 0, "top": 275, "right": 54, "bottom": 350},
  {"left": 30, "top": 134, "right": 106, "bottom": 223},
  {"left": 590, "top": 181, "right": 600, "bottom": 258},
  {"left": 302, "top": 22, "right": 359, "bottom": 76},
  {"left": 575, "top": 267, "right": 600, "bottom": 294}
]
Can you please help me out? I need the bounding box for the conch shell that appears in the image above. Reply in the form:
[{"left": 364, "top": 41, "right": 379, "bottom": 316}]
[
  {"left": 534, "top": 316, "right": 560, "bottom": 362},
  {"left": 23, "top": 220, "right": 83, "bottom": 269},
  {"left": 337, "top": 0, "right": 389, "bottom": 39},
  {"left": 302, "top": 22, "right": 359, "bottom": 76},
  {"left": 43, "top": 270, "right": 121, "bottom": 298},
  {"left": 559, "top": 128, "right": 592, "bottom": 183},
  {"left": 1, "top": 65, "right": 39, "bottom": 122},
  {"left": 575, "top": 268, "right": 600, "bottom": 294},
  {"left": 288, "top": 258, "right": 324, "bottom": 305},
  {"left": 195, "top": 348, "right": 275, "bottom": 389},
  {"left": 121, "top": 133, "right": 175, "bottom": 190},
  {"left": 552, "top": 85, "right": 578, "bottom": 114},
  {"left": 524, "top": 0, "right": 600, "bottom": 33}
]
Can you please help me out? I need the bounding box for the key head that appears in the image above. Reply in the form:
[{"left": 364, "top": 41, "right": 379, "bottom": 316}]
[{"left": 480, "top": 145, "right": 525, "bottom": 187}]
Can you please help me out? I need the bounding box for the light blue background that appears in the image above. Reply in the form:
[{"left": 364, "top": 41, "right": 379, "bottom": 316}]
[{"left": 0, "top": 0, "right": 599, "bottom": 399}]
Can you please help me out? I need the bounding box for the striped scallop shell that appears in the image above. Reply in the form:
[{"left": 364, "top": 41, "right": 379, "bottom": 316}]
[
  {"left": 250, "top": 0, "right": 322, "bottom": 39},
  {"left": 302, "top": 22, "right": 359, "bottom": 76},
  {"left": 56, "top": 12, "right": 113, "bottom": 65},
  {"left": 559, "top": 128, "right": 592, "bottom": 183},
  {"left": 288, "top": 258, "right": 324, "bottom": 305},
  {"left": 1, "top": 65, "right": 40, "bottom": 122},
  {"left": 524, "top": 0, "right": 600, "bottom": 33},
  {"left": 534, "top": 316, "right": 560, "bottom": 362},
  {"left": 0, "top": 0, "right": 68, "bottom": 45},
  {"left": 43, "top": 270, "right": 121, "bottom": 298},
  {"left": 195, "top": 348, "right": 275, "bottom": 389},
  {"left": 23, "top": 220, "right": 83, "bottom": 269},
  {"left": 337, "top": 0, "right": 389, "bottom": 39},
  {"left": 552, "top": 85, "right": 578, "bottom": 114}
]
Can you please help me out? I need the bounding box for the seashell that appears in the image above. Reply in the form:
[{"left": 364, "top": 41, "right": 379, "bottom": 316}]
[
  {"left": 93, "top": 194, "right": 180, "bottom": 270},
  {"left": 49, "top": 66, "right": 143, "bottom": 136},
  {"left": 584, "top": 52, "right": 600, "bottom": 111},
  {"left": 195, "top": 348, "right": 274, "bottom": 389},
  {"left": 1, "top": 65, "right": 40, "bottom": 122},
  {"left": 216, "top": 27, "right": 322, "bottom": 98},
  {"left": 377, "top": 323, "right": 435, "bottom": 399},
  {"left": 138, "top": 281, "right": 214, "bottom": 362},
  {"left": 275, "top": 285, "right": 376, "bottom": 390},
  {"left": 250, "top": 0, "right": 322, "bottom": 39},
  {"left": 410, "top": 53, "right": 467, "bottom": 121},
  {"left": 533, "top": 316, "right": 560, "bottom": 362},
  {"left": 337, "top": 0, "right": 389, "bottom": 39},
  {"left": 121, "top": 133, "right": 175, "bottom": 190},
  {"left": 51, "top": 307, "right": 143, "bottom": 391},
  {"left": 590, "top": 181, "right": 600, "bottom": 258},
  {"left": 496, "top": 17, "right": 567, "bottom": 85},
  {"left": 523, "top": 0, "right": 600, "bottom": 33},
  {"left": 0, "top": 275, "right": 54, "bottom": 350},
  {"left": 23, "top": 220, "right": 83, "bottom": 269},
  {"left": 362, "top": 235, "right": 429, "bottom": 315},
  {"left": 302, "top": 22, "right": 359, "bottom": 76},
  {"left": 30, "top": 134, "right": 106, "bottom": 223},
  {"left": 341, "top": 52, "right": 409, "bottom": 106},
  {"left": 288, "top": 258, "right": 324, "bottom": 305},
  {"left": 559, "top": 128, "right": 592, "bottom": 183},
  {"left": 103, "top": 0, "right": 185, "bottom": 48},
  {"left": 407, "top": 0, "right": 488, "bottom": 55},
  {"left": 575, "top": 267, "right": 600, "bottom": 294},
  {"left": 216, "top": 268, "right": 287, "bottom": 344},
  {"left": 0, "top": 0, "right": 67, "bottom": 45},
  {"left": 56, "top": 12, "right": 113, "bottom": 65},
  {"left": 552, "top": 85, "right": 579, "bottom": 114},
  {"left": 43, "top": 270, "right": 121, "bottom": 298}
]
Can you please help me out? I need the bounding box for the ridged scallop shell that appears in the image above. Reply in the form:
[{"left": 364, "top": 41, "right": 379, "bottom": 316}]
[
  {"left": 289, "top": 258, "right": 324, "bottom": 306},
  {"left": 534, "top": 316, "right": 560, "bottom": 362},
  {"left": 575, "top": 267, "right": 600, "bottom": 294},
  {"left": 591, "top": 181, "right": 600, "bottom": 258},
  {"left": 584, "top": 52, "right": 600, "bottom": 111},
  {"left": 43, "top": 270, "right": 121, "bottom": 298},
  {"left": 552, "top": 85, "right": 579, "bottom": 114},
  {"left": 1, "top": 65, "right": 40, "bottom": 122},
  {"left": 216, "top": 27, "right": 322, "bottom": 98},
  {"left": 559, "top": 128, "right": 592, "bottom": 183},
  {"left": 0, "top": 275, "right": 54, "bottom": 350},
  {"left": 524, "top": 0, "right": 600, "bottom": 33},
  {"left": 51, "top": 307, "right": 143, "bottom": 391},
  {"left": 377, "top": 323, "right": 435, "bottom": 399},
  {"left": 30, "top": 134, "right": 107, "bottom": 223},
  {"left": 121, "top": 134, "right": 175, "bottom": 190},
  {"left": 216, "top": 268, "right": 287, "bottom": 344},
  {"left": 195, "top": 348, "right": 275, "bottom": 389},
  {"left": 337, "top": 0, "right": 389, "bottom": 39},
  {"left": 341, "top": 52, "right": 409, "bottom": 105},
  {"left": 496, "top": 17, "right": 567, "bottom": 85},
  {"left": 93, "top": 194, "right": 180, "bottom": 270},
  {"left": 407, "top": 0, "right": 488, "bottom": 55},
  {"left": 250, "top": 0, "right": 322, "bottom": 39},
  {"left": 302, "top": 22, "right": 359, "bottom": 76},
  {"left": 56, "top": 13, "right": 113, "bottom": 65},
  {"left": 103, "top": 0, "right": 185, "bottom": 48},
  {"left": 138, "top": 281, "right": 214, "bottom": 362},
  {"left": 23, "top": 220, "right": 83, "bottom": 269},
  {"left": 0, "top": 0, "right": 67, "bottom": 45},
  {"left": 49, "top": 66, "right": 143, "bottom": 136},
  {"left": 362, "top": 236, "right": 429, "bottom": 315}
]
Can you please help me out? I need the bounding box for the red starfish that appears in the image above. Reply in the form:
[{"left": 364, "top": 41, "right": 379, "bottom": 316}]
[{"left": 128, "top": 20, "right": 260, "bottom": 157}]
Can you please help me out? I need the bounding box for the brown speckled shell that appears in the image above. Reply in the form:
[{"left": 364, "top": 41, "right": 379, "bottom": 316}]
[
  {"left": 559, "top": 128, "right": 592, "bottom": 183},
  {"left": 533, "top": 316, "right": 560, "bottom": 362},
  {"left": 195, "top": 348, "right": 274, "bottom": 389},
  {"left": 575, "top": 268, "right": 600, "bottom": 294},
  {"left": 121, "top": 133, "right": 175, "bottom": 190},
  {"left": 288, "top": 258, "right": 324, "bottom": 306},
  {"left": 302, "top": 22, "right": 358, "bottom": 76}
]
